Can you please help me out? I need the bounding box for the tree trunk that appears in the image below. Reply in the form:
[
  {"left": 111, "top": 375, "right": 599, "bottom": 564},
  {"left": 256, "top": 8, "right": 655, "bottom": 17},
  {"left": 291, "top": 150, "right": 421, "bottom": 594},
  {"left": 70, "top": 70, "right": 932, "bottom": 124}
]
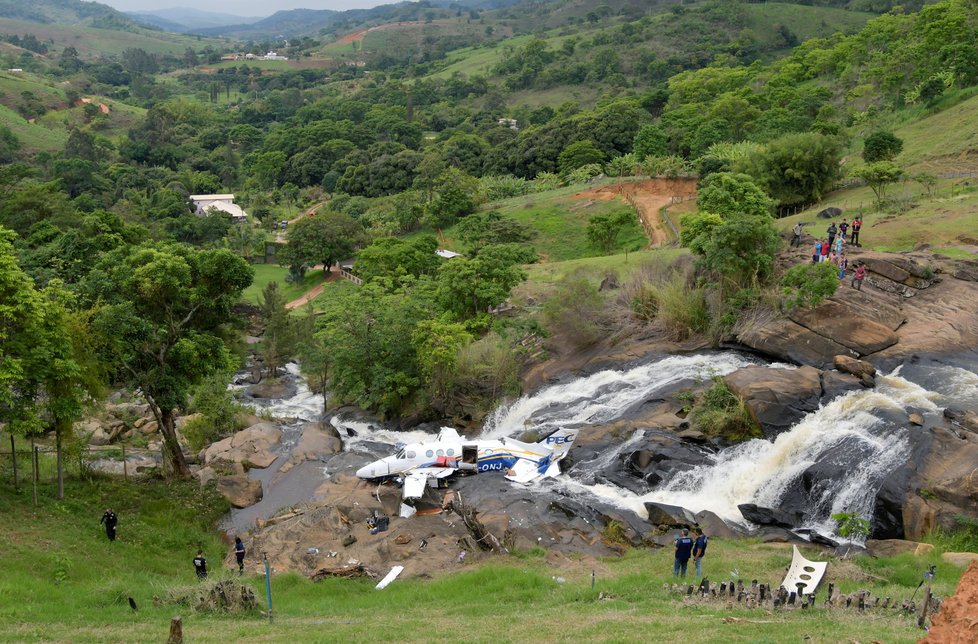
[{"left": 160, "top": 408, "right": 191, "bottom": 477}]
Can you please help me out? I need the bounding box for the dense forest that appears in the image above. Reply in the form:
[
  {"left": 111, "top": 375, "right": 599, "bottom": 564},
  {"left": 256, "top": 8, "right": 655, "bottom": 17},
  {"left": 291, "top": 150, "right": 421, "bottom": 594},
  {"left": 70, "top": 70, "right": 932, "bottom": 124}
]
[{"left": 2, "top": 0, "right": 977, "bottom": 473}]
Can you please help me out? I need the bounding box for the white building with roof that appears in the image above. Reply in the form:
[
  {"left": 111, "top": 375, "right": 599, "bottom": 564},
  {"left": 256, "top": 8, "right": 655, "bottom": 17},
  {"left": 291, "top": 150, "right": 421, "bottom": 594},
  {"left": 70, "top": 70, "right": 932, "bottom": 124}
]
[{"left": 190, "top": 194, "right": 248, "bottom": 222}]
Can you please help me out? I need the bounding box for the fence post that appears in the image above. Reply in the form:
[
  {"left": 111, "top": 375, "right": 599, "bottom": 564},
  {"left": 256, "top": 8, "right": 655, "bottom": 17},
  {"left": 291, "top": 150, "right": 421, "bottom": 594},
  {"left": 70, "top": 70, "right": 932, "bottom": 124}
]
[
  {"left": 122, "top": 443, "right": 128, "bottom": 481},
  {"left": 10, "top": 434, "right": 17, "bottom": 490},
  {"left": 31, "top": 440, "right": 38, "bottom": 507}
]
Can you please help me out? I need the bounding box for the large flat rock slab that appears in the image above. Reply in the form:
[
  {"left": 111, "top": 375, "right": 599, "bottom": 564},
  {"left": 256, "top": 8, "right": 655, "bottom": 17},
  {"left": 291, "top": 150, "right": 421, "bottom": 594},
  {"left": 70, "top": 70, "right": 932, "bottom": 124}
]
[
  {"left": 790, "top": 301, "right": 898, "bottom": 356},
  {"left": 737, "top": 318, "right": 856, "bottom": 368},
  {"left": 724, "top": 365, "right": 822, "bottom": 438}
]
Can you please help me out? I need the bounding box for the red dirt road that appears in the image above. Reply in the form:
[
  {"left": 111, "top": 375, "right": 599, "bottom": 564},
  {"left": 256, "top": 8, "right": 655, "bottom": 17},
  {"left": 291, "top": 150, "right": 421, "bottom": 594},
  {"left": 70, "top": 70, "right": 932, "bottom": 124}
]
[{"left": 573, "top": 178, "right": 697, "bottom": 247}]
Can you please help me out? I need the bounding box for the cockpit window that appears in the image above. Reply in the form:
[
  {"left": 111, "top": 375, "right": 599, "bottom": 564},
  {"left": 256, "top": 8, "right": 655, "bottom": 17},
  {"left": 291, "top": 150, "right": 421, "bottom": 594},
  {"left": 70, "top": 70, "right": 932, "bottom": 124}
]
[
  {"left": 406, "top": 451, "right": 416, "bottom": 459},
  {"left": 395, "top": 448, "right": 406, "bottom": 459}
]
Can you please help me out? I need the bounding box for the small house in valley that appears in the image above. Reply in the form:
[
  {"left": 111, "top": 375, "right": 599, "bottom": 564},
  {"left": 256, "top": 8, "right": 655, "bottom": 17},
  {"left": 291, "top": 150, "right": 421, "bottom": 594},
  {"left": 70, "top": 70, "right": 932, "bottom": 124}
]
[{"left": 190, "top": 194, "right": 248, "bottom": 222}]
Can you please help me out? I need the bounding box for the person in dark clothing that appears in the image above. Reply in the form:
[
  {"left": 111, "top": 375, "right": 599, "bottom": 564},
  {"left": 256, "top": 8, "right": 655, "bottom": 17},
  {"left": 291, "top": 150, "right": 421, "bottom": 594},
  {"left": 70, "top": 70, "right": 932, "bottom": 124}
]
[
  {"left": 234, "top": 537, "right": 246, "bottom": 575},
  {"left": 838, "top": 219, "right": 849, "bottom": 241},
  {"left": 827, "top": 222, "right": 837, "bottom": 248},
  {"left": 851, "top": 217, "right": 862, "bottom": 246},
  {"left": 692, "top": 527, "right": 709, "bottom": 578},
  {"left": 193, "top": 550, "right": 207, "bottom": 580},
  {"left": 99, "top": 508, "right": 117, "bottom": 542},
  {"left": 791, "top": 222, "right": 803, "bottom": 247},
  {"left": 674, "top": 528, "right": 694, "bottom": 577}
]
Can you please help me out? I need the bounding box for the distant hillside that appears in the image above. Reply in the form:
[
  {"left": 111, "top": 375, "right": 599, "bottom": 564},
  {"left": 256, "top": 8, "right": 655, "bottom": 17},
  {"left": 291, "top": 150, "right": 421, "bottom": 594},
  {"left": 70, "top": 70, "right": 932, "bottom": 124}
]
[
  {"left": 0, "top": 0, "right": 136, "bottom": 30},
  {"left": 127, "top": 7, "right": 264, "bottom": 33}
]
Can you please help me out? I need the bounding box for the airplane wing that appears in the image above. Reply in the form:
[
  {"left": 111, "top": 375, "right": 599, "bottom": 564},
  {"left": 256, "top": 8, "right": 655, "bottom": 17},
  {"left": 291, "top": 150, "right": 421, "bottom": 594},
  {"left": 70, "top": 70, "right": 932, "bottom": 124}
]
[
  {"left": 504, "top": 458, "right": 543, "bottom": 484},
  {"left": 402, "top": 468, "right": 456, "bottom": 499}
]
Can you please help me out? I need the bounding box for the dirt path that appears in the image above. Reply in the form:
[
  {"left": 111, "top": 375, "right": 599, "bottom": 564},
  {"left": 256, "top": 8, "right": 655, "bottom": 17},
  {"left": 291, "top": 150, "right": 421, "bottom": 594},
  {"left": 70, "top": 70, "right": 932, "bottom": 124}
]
[
  {"left": 574, "top": 178, "right": 697, "bottom": 247},
  {"left": 334, "top": 21, "right": 429, "bottom": 46},
  {"left": 285, "top": 268, "right": 339, "bottom": 310}
]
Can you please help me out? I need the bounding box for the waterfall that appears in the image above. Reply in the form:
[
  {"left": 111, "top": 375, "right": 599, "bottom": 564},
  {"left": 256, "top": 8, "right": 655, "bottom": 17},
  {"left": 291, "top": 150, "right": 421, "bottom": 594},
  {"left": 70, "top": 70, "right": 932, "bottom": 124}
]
[
  {"left": 484, "top": 353, "right": 763, "bottom": 438},
  {"left": 564, "top": 372, "right": 941, "bottom": 533}
]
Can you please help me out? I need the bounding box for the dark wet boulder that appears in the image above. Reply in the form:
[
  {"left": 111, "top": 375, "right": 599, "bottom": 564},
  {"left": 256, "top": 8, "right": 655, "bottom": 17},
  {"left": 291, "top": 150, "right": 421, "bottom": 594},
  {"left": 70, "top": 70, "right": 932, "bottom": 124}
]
[
  {"left": 738, "top": 503, "right": 803, "bottom": 529},
  {"left": 817, "top": 207, "right": 842, "bottom": 219},
  {"left": 645, "top": 502, "right": 696, "bottom": 528},
  {"left": 693, "top": 510, "right": 746, "bottom": 540}
]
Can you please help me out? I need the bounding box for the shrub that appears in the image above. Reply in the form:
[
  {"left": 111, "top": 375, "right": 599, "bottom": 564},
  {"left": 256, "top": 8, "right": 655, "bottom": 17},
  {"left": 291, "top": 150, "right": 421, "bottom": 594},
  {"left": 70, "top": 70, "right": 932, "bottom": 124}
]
[
  {"left": 690, "top": 377, "right": 760, "bottom": 441},
  {"left": 780, "top": 262, "right": 840, "bottom": 310},
  {"left": 542, "top": 273, "right": 610, "bottom": 348}
]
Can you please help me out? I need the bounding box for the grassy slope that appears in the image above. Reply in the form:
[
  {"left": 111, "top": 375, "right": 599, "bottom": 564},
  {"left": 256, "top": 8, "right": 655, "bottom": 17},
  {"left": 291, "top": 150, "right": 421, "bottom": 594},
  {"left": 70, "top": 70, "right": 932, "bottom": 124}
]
[
  {"left": 441, "top": 181, "right": 647, "bottom": 262},
  {"left": 0, "top": 17, "right": 224, "bottom": 57},
  {"left": 0, "top": 474, "right": 966, "bottom": 643},
  {"left": 241, "top": 264, "right": 328, "bottom": 305}
]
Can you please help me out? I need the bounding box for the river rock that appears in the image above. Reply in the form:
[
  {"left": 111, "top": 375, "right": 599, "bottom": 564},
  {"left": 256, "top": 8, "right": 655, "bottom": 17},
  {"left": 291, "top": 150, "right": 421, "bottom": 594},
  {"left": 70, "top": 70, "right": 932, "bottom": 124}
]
[
  {"left": 944, "top": 408, "right": 978, "bottom": 434},
  {"left": 216, "top": 475, "right": 263, "bottom": 508},
  {"left": 790, "top": 301, "right": 898, "bottom": 356},
  {"left": 833, "top": 355, "right": 876, "bottom": 381},
  {"left": 820, "top": 370, "right": 866, "bottom": 400},
  {"left": 598, "top": 430, "right": 712, "bottom": 492},
  {"left": 737, "top": 318, "right": 857, "bottom": 368},
  {"left": 644, "top": 502, "right": 695, "bottom": 528},
  {"left": 246, "top": 379, "right": 298, "bottom": 400},
  {"left": 738, "top": 504, "right": 803, "bottom": 529},
  {"left": 866, "top": 539, "right": 934, "bottom": 557},
  {"left": 903, "top": 426, "right": 978, "bottom": 540},
  {"left": 205, "top": 422, "right": 282, "bottom": 469},
  {"left": 693, "top": 510, "right": 745, "bottom": 540},
  {"left": 723, "top": 365, "right": 822, "bottom": 438},
  {"left": 942, "top": 552, "right": 978, "bottom": 567},
  {"left": 909, "top": 412, "right": 925, "bottom": 426}
]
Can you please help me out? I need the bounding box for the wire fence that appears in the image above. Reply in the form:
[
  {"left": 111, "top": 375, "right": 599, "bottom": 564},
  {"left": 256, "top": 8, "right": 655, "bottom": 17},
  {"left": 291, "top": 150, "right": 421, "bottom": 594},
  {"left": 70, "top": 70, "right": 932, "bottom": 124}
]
[{"left": 1, "top": 436, "right": 166, "bottom": 503}]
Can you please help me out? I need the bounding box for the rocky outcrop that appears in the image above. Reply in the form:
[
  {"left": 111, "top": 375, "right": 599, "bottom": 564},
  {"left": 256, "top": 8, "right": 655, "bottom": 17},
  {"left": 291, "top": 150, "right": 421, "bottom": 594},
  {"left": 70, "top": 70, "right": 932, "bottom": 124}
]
[
  {"left": 737, "top": 318, "right": 856, "bottom": 368},
  {"left": 865, "top": 539, "right": 934, "bottom": 557},
  {"left": 789, "top": 301, "right": 898, "bottom": 355},
  {"left": 833, "top": 355, "right": 876, "bottom": 381},
  {"left": 738, "top": 503, "right": 804, "bottom": 529},
  {"left": 204, "top": 422, "right": 282, "bottom": 470},
  {"left": 215, "top": 475, "right": 263, "bottom": 508},
  {"left": 723, "top": 365, "right": 822, "bottom": 438},
  {"left": 279, "top": 422, "right": 343, "bottom": 474},
  {"left": 902, "top": 426, "right": 978, "bottom": 541}
]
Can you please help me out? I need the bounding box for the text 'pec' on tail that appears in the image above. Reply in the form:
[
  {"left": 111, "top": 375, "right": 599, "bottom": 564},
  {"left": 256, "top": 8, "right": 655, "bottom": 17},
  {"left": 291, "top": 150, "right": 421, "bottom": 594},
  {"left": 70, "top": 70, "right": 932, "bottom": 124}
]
[{"left": 537, "top": 427, "right": 578, "bottom": 461}]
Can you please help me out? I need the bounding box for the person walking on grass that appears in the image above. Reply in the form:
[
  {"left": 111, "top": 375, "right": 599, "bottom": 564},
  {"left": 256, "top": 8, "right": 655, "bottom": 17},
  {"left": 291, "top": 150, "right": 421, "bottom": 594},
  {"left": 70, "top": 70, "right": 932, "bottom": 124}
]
[
  {"left": 193, "top": 550, "right": 208, "bottom": 580},
  {"left": 852, "top": 263, "right": 867, "bottom": 290},
  {"left": 792, "top": 222, "right": 803, "bottom": 247},
  {"left": 234, "top": 537, "right": 246, "bottom": 575},
  {"left": 674, "top": 528, "right": 694, "bottom": 578},
  {"left": 692, "top": 527, "right": 709, "bottom": 578},
  {"left": 99, "top": 508, "right": 117, "bottom": 542}
]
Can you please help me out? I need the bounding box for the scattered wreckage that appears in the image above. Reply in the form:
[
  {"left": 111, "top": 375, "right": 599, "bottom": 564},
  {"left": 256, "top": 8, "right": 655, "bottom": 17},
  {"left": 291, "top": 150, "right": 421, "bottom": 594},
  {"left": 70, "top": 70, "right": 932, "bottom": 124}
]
[{"left": 355, "top": 426, "right": 578, "bottom": 507}]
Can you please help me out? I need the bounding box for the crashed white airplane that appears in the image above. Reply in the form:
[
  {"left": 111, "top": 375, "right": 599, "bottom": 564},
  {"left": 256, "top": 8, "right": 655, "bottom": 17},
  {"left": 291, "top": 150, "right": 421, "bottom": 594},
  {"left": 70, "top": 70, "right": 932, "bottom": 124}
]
[{"left": 355, "top": 427, "right": 578, "bottom": 500}]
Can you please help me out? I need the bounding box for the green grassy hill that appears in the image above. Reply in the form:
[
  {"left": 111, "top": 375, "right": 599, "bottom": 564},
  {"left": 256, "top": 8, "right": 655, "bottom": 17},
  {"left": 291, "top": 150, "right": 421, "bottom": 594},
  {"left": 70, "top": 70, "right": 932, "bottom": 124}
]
[{"left": 0, "top": 468, "right": 968, "bottom": 642}]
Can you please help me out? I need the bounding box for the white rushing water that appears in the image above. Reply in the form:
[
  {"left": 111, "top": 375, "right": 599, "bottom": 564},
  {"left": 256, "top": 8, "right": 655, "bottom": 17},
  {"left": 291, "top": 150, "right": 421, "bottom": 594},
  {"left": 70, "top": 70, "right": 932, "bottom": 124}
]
[
  {"left": 484, "top": 352, "right": 760, "bottom": 438},
  {"left": 243, "top": 363, "right": 325, "bottom": 421},
  {"left": 557, "top": 371, "right": 941, "bottom": 533}
]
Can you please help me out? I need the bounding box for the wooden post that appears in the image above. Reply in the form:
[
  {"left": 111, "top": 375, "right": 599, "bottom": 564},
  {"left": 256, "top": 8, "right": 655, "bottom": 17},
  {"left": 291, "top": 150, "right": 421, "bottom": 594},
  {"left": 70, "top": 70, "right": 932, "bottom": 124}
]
[
  {"left": 166, "top": 616, "right": 183, "bottom": 644},
  {"left": 31, "top": 439, "right": 38, "bottom": 506},
  {"left": 122, "top": 443, "right": 128, "bottom": 481},
  {"left": 10, "top": 434, "right": 17, "bottom": 490},
  {"left": 918, "top": 586, "right": 932, "bottom": 628}
]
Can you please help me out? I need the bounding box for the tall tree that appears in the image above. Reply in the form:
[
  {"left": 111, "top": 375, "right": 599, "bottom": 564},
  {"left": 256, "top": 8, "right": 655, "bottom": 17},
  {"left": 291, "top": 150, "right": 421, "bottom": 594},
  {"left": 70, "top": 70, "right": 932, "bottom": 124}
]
[
  {"left": 279, "top": 211, "right": 364, "bottom": 274},
  {"left": 84, "top": 244, "right": 253, "bottom": 476}
]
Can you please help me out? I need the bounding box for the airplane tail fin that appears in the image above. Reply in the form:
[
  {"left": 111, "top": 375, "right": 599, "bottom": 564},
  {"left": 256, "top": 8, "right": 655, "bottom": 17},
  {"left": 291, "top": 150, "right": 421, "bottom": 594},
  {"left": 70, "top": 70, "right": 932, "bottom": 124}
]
[{"left": 536, "top": 427, "right": 578, "bottom": 461}]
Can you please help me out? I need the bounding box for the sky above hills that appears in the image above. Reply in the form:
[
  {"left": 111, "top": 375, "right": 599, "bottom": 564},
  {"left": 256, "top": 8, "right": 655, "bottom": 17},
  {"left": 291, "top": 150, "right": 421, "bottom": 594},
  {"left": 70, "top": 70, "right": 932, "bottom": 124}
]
[{"left": 101, "top": 0, "right": 385, "bottom": 16}]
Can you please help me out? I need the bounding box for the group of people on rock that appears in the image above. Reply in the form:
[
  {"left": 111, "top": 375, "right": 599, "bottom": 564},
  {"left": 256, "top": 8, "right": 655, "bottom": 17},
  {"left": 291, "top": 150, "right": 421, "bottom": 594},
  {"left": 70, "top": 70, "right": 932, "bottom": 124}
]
[{"left": 791, "top": 216, "right": 867, "bottom": 290}]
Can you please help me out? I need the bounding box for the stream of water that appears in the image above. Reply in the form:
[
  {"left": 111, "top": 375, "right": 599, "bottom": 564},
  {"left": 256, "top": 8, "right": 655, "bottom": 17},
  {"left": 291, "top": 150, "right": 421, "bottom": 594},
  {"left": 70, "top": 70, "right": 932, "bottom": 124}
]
[{"left": 232, "top": 352, "right": 975, "bottom": 537}]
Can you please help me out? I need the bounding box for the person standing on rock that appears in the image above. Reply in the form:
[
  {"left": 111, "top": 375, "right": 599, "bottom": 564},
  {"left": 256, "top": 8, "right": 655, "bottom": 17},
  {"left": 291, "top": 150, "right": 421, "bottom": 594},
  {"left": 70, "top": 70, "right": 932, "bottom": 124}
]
[
  {"left": 851, "top": 216, "right": 862, "bottom": 246},
  {"left": 839, "top": 219, "right": 849, "bottom": 241},
  {"left": 812, "top": 239, "right": 822, "bottom": 264},
  {"left": 838, "top": 255, "right": 849, "bottom": 281},
  {"left": 792, "top": 222, "right": 803, "bottom": 247},
  {"left": 827, "top": 222, "right": 837, "bottom": 248},
  {"left": 193, "top": 550, "right": 208, "bottom": 580},
  {"left": 852, "top": 263, "right": 867, "bottom": 290},
  {"left": 99, "top": 508, "right": 118, "bottom": 542},
  {"left": 674, "top": 528, "right": 694, "bottom": 578},
  {"left": 692, "top": 527, "right": 708, "bottom": 578},
  {"left": 820, "top": 239, "right": 830, "bottom": 263},
  {"left": 234, "top": 537, "right": 246, "bottom": 575}
]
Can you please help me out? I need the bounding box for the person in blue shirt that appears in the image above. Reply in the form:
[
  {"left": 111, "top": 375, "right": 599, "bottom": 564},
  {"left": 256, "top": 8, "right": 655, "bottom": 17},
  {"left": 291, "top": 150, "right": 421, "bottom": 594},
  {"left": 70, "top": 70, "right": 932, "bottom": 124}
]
[
  {"left": 234, "top": 537, "right": 246, "bottom": 575},
  {"left": 693, "top": 527, "right": 709, "bottom": 578},
  {"left": 674, "top": 528, "right": 694, "bottom": 577}
]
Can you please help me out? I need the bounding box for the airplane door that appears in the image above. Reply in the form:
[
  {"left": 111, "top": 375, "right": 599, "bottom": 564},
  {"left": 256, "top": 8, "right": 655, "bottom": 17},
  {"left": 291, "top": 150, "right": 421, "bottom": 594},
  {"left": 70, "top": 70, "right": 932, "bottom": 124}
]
[{"left": 462, "top": 445, "right": 478, "bottom": 465}]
